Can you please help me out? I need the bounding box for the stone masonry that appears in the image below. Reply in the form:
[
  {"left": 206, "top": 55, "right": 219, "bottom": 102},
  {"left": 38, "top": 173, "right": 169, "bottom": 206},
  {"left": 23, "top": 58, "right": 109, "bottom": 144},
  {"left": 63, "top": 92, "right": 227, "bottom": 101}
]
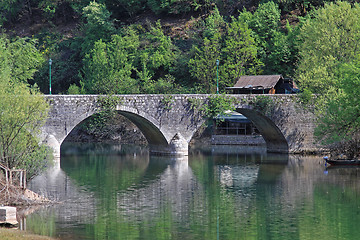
[{"left": 41, "top": 94, "right": 318, "bottom": 157}]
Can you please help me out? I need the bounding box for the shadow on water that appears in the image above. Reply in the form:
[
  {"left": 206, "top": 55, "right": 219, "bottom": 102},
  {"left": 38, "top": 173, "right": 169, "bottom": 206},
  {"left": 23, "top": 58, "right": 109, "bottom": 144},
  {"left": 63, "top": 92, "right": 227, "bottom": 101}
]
[
  {"left": 60, "top": 143, "right": 170, "bottom": 194},
  {"left": 60, "top": 142, "right": 149, "bottom": 156},
  {"left": 190, "top": 144, "right": 289, "bottom": 164}
]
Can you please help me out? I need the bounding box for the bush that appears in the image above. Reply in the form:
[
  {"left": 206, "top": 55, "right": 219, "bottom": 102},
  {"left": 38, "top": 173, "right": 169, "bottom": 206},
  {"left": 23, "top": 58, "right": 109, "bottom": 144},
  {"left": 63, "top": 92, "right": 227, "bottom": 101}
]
[{"left": 67, "top": 84, "right": 81, "bottom": 94}]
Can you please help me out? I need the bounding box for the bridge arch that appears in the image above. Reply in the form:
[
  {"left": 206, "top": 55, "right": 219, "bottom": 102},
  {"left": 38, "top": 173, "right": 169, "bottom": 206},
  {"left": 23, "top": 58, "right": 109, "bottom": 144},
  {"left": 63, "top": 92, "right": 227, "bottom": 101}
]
[
  {"left": 57, "top": 101, "right": 188, "bottom": 156},
  {"left": 116, "top": 111, "right": 167, "bottom": 146},
  {"left": 235, "top": 108, "right": 289, "bottom": 153},
  {"left": 62, "top": 110, "right": 168, "bottom": 147}
]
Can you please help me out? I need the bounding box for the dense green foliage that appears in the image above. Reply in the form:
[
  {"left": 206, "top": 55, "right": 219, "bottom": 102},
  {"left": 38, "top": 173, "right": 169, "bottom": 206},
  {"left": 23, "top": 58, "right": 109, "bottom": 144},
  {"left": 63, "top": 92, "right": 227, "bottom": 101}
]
[
  {"left": 314, "top": 59, "right": 360, "bottom": 145},
  {"left": 297, "top": 1, "right": 360, "bottom": 93},
  {"left": 295, "top": 2, "right": 360, "bottom": 155},
  {"left": 2, "top": 0, "right": 360, "bottom": 151},
  {"left": 0, "top": 35, "right": 52, "bottom": 179},
  {"left": 189, "top": 9, "right": 262, "bottom": 93},
  {"left": 203, "top": 94, "right": 236, "bottom": 119},
  {"left": 1, "top": 0, "right": 306, "bottom": 94}
]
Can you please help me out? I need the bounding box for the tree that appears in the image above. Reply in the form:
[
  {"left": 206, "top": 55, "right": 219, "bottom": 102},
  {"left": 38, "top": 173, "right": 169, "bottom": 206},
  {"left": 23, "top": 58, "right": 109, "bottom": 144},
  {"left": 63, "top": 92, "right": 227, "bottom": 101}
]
[
  {"left": 265, "top": 22, "right": 300, "bottom": 77},
  {"left": 0, "top": 0, "right": 22, "bottom": 25},
  {"left": 81, "top": 1, "right": 115, "bottom": 54},
  {"left": 137, "top": 21, "right": 178, "bottom": 79},
  {"left": 203, "top": 7, "right": 226, "bottom": 39},
  {"left": 82, "top": 37, "right": 138, "bottom": 94},
  {"left": 251, "top": 1, "right": 281, "bottom": 43},
  {"left": 82, "top": 21, "right": 179, "bottom": 94},
  {"left": 0, "top": 37, "right": 43, "bottom": 84},
  {"left": 189, "top": 8, "right": 265, "bottom": 93},
  {"left": 314, "top": 58, "right": 360, "bottom": 157},
  {"left": 247, "top": 1, "right": 299, "bottom": 76},
  {"left": 189, "top": 37, "right": 221, "bottom": 93},
  {"left": 0, "top": 35, "right": 51, "bottom": 179},
  {"left": 221, "top": 17, "right": 262, "bottom": 87},
  {"left": 296, "top": 1, "right": 360, "bottom": 93},
  {"left": 296, "top": 2, "right": 360, "bottom": 154},
  {"left": 0, "top": 78, "right": 51, "bottom": 179}
]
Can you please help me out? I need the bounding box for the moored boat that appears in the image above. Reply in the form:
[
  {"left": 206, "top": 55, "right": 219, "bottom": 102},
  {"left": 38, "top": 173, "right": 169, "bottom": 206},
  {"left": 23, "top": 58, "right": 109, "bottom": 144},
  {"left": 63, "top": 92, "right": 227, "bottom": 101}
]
[{"left": 323, "top": 156, "right": 360, "bottom": 166}]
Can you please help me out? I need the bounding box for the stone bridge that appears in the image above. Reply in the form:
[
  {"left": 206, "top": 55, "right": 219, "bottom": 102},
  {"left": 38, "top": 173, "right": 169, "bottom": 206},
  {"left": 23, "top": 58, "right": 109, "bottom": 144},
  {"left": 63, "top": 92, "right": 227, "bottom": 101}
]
[{"left": 41, "top": 94, "right": 318, "bottom": 157}]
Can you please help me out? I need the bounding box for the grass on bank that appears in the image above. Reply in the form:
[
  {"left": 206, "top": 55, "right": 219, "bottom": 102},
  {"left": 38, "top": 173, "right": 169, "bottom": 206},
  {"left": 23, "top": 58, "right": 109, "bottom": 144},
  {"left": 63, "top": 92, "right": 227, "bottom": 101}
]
[{"left": 0, "top": 228, "right": 57, "bottom": 240}]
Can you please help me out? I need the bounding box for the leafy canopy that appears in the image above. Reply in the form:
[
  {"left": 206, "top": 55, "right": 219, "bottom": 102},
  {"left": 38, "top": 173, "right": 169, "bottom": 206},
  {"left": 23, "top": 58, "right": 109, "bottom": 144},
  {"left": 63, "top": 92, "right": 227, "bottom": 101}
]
[
  {"left": 189, "top": 10, "right": 262, "bottom": 93},
  {"left": 296, "top": 2, "right": 360, "bottom": 153},
  {"left": 82, "top": 22, "right": 179, "bottom": 94},
  {"left": 297, "top": 1, "right": 360, "bottom": 93},
  {"left": 0, "top": 35, "right": 51, "bottom": 179}
]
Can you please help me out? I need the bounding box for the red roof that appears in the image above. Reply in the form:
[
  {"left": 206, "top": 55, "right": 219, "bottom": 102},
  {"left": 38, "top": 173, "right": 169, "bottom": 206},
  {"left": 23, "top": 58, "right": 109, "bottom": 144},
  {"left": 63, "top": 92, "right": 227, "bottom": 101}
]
[{"left": 229, "top": 75, "right": 283, "bottom": 89}]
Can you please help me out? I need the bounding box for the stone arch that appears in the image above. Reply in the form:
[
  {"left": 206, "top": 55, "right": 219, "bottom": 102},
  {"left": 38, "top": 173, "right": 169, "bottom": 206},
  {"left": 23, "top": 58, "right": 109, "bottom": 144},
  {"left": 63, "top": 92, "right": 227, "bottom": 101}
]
[
  {"left": 236, "top": 108, "right": 289, "bottom": 153},
  {"left": 116, "top": 105, "right": 189, "bottom": 155},
  {"left": 115, "top": 105, "right": 170, "bottom": 146},
  {"left": 61, "top": 105, "right": 184, "bottom": 156},
  {"left": 62, "top": 109, "right": 168, "bottom": 147},
  {"left": 116, "top": 111, "right": 168, "bottom": 146}
]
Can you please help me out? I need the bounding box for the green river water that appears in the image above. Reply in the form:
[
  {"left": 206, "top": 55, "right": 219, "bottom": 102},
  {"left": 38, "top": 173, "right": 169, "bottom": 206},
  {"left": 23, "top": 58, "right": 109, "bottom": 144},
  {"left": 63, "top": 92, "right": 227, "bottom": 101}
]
[{"left": 26, "top": 142, "right": 360, "bottom": 240}]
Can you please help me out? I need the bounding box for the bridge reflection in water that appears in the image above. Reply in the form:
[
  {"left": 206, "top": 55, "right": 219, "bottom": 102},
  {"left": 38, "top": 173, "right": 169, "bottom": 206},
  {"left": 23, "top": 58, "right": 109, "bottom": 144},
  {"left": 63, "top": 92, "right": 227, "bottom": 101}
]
[
  {"left": 27, "top": 144, "right": 285, "bottom": 231},
  {"left": 25, "top": 143, "right": 360, "bottom": 240}
]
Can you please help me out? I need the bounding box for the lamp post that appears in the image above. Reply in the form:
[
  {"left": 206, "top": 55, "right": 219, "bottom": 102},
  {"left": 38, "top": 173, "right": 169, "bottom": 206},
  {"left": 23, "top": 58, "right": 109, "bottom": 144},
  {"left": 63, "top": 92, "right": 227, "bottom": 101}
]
[
  {"left": 216, "top": 59, "right": 219, "bottom": 94},
  {"left": 49, "top": 58, "right": 52, "bottom": 95}
]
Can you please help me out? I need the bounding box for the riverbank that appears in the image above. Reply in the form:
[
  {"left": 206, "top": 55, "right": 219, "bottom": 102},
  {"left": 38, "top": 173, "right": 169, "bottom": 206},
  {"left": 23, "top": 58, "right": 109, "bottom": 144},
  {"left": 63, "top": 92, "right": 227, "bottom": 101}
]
[
  {"left": 0, "top": 180, "right": 51, "bottom": 206},
  {"left": 0, "top": 228, "right": 57, "bottom": 240},
  {"left": 0, "top": 183, "right": 55, "bottom": 239}
]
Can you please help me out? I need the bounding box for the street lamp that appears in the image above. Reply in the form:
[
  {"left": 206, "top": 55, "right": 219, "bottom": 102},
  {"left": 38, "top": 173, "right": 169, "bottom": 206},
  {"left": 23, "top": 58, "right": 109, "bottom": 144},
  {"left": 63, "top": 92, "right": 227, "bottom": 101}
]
[
  {"left": 216, "top": 59, "right": 219, "bottom": 94},
  {"left": 49, "top": 58, "right": 52, "bottom": 95}
]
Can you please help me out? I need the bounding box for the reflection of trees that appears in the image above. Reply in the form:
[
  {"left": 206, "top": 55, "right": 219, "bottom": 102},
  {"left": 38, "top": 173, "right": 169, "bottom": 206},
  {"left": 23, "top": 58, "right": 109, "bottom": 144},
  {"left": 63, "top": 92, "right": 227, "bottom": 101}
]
[
  {"left": 61, "top": 143, "right": 150, "bottom": 193},
  {"left": 87, "top": 155, "right": 202, "bottom": 240},
  {"left": 28, "top": 144, "right": 153, "bottom": 238},
  {"left": 254, "top": 155, "right": 360, "bottom": 239},
  {"left": 27, "top": 146, "right": 360, "bottom": 239},
  {"left": 27, "top": 166, "right": 97, "bottom": 237}
]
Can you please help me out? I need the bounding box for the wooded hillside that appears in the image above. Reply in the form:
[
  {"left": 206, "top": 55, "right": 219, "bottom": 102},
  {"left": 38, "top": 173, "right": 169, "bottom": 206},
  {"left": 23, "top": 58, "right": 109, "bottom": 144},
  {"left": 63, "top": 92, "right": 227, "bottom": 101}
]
[
  {"left": 3, "top": 1, "right": 360, "bottom": 153},
  {"left": 1, "top": 0, "right": 310, "bottom": 94}
]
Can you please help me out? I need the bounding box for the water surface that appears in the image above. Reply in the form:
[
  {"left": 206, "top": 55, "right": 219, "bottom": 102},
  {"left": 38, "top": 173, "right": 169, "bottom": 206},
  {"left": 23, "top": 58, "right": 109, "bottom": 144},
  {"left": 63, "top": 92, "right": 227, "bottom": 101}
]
[{"left": 27, "top": 143, "right": 360, "bottom": 239}]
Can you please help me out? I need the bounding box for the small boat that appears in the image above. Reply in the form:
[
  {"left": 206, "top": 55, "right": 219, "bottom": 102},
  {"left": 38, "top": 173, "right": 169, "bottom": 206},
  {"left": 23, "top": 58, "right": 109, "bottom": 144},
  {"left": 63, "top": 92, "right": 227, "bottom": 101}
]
[{"left": 323, "top": 156, "right": 360, "bottom": 166}]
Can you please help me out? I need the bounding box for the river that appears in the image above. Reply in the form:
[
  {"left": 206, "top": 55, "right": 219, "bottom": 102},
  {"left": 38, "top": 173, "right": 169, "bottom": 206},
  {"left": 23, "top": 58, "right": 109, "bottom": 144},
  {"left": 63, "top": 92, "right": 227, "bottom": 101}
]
[{"left": 25, "top": 142, "right": 360, "bottom": 240}]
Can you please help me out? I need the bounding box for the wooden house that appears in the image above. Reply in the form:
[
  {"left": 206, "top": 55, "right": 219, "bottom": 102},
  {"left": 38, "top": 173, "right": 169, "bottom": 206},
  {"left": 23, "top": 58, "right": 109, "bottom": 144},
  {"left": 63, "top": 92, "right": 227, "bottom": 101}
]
[{"left": 226, "top": 75, "right": 299, "bottom": 94}]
